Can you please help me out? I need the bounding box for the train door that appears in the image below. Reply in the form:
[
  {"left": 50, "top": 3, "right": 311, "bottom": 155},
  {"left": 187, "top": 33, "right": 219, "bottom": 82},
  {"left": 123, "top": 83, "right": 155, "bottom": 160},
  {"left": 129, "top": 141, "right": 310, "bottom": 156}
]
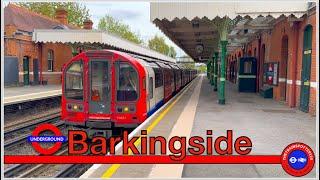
[
  {"left": 147, "top": 67, "right": 156, "bottom": 112},
  {"left": 300, "top": 25, "right": 312, "bottom": 112},
  {"left": 89, "top": 60, "right": 110, "bottom": 114}
]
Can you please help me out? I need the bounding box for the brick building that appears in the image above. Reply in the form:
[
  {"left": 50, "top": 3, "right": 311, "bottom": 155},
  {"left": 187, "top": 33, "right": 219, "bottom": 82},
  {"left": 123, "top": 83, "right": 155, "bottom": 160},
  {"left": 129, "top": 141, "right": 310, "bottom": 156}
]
[
  {"left": 226, "top": 5, "right": 317, "bottom": 115},
  {"left": 4, "top": 4, "right": 93, "bottom": 86}
]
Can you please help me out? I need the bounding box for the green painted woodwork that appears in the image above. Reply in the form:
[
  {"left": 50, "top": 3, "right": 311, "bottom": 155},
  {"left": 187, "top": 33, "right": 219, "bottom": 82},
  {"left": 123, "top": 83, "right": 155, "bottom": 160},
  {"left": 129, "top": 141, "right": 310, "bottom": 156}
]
[{"left": 300, "top": 25, "right": 312, "bottom": 112}]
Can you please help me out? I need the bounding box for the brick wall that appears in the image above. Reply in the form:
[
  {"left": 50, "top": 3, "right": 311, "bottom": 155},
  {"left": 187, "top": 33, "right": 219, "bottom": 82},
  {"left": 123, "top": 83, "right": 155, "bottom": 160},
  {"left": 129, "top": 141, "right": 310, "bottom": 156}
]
[
  {"left": 227, "top": 12, "right": 317, "bottom": 116},
  {"left": 4, "top": 25, "right": 74, "bottom": 85}
]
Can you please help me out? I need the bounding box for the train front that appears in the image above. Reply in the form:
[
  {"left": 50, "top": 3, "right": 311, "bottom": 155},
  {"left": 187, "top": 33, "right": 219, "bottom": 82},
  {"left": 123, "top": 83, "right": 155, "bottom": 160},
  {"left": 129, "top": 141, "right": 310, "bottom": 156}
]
[{"left": 61, "top": 50, "right": 147, "bottom": 137}]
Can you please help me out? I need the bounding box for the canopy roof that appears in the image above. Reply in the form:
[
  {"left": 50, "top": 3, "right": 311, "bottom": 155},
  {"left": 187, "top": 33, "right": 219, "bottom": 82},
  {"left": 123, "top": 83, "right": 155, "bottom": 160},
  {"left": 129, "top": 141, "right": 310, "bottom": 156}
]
[
  {"left": 151, "top": 2, "right": 309, "bottom": 62},
  {"left": 32, "top": 29, "right": 176, "bottom": 63}
]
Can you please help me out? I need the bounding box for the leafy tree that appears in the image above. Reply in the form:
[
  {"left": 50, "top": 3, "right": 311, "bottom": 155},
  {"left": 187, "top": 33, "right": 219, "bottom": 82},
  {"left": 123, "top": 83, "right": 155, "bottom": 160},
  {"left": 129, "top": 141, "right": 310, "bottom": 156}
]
[
  {"left": 98, "top": 15, "right": 143, "bottom": 44},
  {"left": 16, "top": 2, "right": 90, "bottom": 27},
  {"left": 148, "top": 35, "right": 177, "bottom": 58},
  {"left": 168, "top": 46, "right": 177, "bottom": 58},
  {"left": 197, "top": 64, "right": 207, "bottom": 73}
]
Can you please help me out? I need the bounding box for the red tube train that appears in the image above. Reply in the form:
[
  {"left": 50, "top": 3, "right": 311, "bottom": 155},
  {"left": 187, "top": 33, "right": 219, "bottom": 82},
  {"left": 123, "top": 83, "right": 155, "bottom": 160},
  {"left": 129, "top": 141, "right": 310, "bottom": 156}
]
[{"left": 61, "top": 50, "right": 197, "bottom": 137}]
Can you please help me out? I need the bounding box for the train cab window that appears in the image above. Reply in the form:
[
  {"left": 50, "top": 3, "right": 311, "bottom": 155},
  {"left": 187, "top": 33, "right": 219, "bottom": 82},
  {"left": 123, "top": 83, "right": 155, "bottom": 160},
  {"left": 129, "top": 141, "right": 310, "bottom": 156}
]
[
  {"left": 65, "top": 61, "right": 83, "bottom": 100},
  {"left": 117, "top": 62, "right": 138, "bottom": 101},
  {"left": 244, "top": 61, "right": 252, "bottom": 74}
]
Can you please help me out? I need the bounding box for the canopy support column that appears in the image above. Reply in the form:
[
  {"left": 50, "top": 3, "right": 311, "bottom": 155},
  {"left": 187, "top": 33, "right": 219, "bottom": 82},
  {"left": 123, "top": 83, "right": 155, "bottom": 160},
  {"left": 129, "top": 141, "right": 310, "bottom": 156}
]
[
  {"left": 209, "top": 57, "right": 214, "bottom": 86},
  {"left": 213, "top": 52, "right": 218, "bottom": 91},
  {"left": 219, "top": 41, "right": 227, "bottom": 104},
  {"left": 207, "top": 59, "right": 211, "bottom": 83},
  {"left": 216, "top": 17, "right": 231, "bottom": 104}
]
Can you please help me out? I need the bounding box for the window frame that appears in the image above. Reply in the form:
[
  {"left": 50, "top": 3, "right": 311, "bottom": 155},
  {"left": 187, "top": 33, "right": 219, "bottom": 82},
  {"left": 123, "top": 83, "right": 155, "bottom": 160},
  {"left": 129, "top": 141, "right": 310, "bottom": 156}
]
[
  {"left": 153, "top": 67, "right": 163, "bottom": 88},
  {"left": 64, "top": 60, "right": 84, "bottom": 101},
  {"left": 243, "top": 60, "right": 253, "bottom": 74},
  {"left": 47, "top": 49, "right": 54, "bottom": 72},
  {"left": 115, "top": 61, "right": 140, "bottom": 102},
  {"left": 149, "top": 77, "right": 154, "bottom": 99},
  {"left": 89, "top": 60, "right": 110, "bottom": 103}
]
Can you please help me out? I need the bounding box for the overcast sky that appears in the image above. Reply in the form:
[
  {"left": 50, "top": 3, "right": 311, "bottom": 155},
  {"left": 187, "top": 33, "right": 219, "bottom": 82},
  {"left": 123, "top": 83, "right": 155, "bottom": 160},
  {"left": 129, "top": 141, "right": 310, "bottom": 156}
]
[
  {"left": 83, "top": 2, "right": 186, "bottom": 57},
  {"left": 3, "top": 1, "right": 186, "bottom": 57}
]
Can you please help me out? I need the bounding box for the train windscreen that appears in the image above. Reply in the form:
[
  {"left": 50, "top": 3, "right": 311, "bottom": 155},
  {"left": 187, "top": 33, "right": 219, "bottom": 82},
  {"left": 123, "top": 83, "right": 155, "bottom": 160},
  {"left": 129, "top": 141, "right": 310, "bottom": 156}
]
[
  {"left": 64, "top": 60, "right": 84, "bottom": 100},
  {"left": 117, "top": 62, "right": 138, "bottom": 101}
]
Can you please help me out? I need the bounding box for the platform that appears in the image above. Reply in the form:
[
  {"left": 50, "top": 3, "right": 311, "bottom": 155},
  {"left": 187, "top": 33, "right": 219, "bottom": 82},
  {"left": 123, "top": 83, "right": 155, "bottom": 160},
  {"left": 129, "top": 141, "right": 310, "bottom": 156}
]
[
  {"left": 4, "top": 85, "right": 61, "bottom": 105},
  {"left": 81, "top": 74, "right": 316, "bottom": 178}
]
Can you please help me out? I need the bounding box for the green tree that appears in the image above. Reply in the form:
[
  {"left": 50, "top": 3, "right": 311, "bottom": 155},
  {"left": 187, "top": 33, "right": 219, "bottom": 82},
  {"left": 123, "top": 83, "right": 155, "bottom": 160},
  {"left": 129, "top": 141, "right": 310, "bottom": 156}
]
[
  {"left": 168, "top": 46, "right": 177, "bottom": 58},
  {"left": 148, "top": 35, "right": 177, "bottom": 57},
  {"left": 98, "top": 15, "right": 143, "bottom": 44},
  {"left": 16, "top": 2, "right": 90, "bottom": 27}
]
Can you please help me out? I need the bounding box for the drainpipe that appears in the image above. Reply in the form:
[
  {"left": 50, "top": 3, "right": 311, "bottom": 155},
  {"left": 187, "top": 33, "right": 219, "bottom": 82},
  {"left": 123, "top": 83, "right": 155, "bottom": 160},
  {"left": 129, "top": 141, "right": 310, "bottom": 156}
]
[
  {"left": 38, "top": 43, "right": 43, "bottom": 84},
  {"left": 290, "top": 21, "right": 300, "bottom": 107},
  {"left": 257, "top": 35, "right": 262, "bottom": 92}
]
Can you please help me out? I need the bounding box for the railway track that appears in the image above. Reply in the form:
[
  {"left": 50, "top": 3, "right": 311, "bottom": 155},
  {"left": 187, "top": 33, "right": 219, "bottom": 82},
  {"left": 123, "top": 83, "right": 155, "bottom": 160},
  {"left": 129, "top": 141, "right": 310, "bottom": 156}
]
[
  {"left": 4, "top": 112, "right": 62, "bottom": 149},
  {"left": 5, "top": 112, "right": 61, "bottom": 136},
  {"left": 4, "top": 145, "right": 68, "bottom": 178},
  {"left": 4, "top": 121, "right": 64, "bottom": 149}
]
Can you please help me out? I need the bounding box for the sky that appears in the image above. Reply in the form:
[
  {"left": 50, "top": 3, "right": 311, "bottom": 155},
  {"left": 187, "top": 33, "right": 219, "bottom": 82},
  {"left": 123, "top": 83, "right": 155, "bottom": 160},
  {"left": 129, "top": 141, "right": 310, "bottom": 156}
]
[
  {"left": 3, "top": 1, "right": 186, "bottom": 57},
  {"left": 83, "top": 2, "right": 186, "bottom": 57}
]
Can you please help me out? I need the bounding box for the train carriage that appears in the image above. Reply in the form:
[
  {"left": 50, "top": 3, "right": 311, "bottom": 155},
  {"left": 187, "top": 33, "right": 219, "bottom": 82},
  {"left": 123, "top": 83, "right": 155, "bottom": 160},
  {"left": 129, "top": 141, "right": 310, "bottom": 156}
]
[{"left": 61, "top": 49, "right": 197, "bottom": 137}]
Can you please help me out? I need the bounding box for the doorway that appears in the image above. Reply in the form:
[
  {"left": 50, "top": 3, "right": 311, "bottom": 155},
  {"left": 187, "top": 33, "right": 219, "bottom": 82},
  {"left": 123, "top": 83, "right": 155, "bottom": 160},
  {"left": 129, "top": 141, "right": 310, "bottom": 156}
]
[
  {"left": 33, "top": 59, "right": 39, "bottom": 85},
  {"left": 300, "top": 25, "right": 312, "bottom": 112},
  {"left": 260, "top": 44, "right": 266, "bottom": 88},
  {"left": 280, "top": 36, "right": 288, "bottom": 101},
  {"left": 23, "top": 56, "right": 30, "bottom": 85}
]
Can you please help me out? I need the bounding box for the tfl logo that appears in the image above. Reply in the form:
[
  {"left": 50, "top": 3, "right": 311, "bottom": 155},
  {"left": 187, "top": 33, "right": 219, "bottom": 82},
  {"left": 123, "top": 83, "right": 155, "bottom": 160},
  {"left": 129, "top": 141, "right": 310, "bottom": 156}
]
[
  {"left": 281, "top": 142, "right": 315, "bottom": 177},
  {"left": 28, "top": 124, "right": 67, "bottom": 155}
]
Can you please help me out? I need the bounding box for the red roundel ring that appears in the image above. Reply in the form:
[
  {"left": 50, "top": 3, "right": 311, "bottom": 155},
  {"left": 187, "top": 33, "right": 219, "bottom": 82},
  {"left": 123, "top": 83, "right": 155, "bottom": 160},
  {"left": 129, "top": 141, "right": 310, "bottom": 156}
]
[
  {"left": 31, "top": 123, "right": 63, "bottom": 155},
  {"left": 281, "top": 142, "right": 315, "bottom": 177}
]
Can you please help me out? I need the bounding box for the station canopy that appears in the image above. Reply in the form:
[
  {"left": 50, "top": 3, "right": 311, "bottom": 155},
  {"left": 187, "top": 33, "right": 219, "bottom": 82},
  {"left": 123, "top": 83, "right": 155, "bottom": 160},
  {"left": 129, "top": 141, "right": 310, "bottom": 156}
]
[
  {"left": 32, "top": 29, "right": 176, "bottom": 63},
  {"left": 151, "top": 1, "right": 309, "bottom": 62}
]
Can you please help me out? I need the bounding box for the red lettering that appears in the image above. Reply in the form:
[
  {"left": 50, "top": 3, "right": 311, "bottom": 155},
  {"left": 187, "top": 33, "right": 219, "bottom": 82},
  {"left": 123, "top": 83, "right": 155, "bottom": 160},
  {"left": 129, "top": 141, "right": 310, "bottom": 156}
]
[
  {"left": 214, "top": 130, "right": 233, "bottom": 155},
  {"left": 149, "top": 136, "right": 167, "bottom": 155},
  {"left": 188, "top": 136, "right": 205, "bottom": 155},
  {"left": 68, "top": 130, "right": 88, "bottom": 154},
  {"left": 235, "top": 136, "right": 252, "bottom": 155},
  {"left": 122, "top": 131, "right": 139, "bottom": 155},
  {"left": 168, "top": 136, "right": 186, "bottom": 161}
]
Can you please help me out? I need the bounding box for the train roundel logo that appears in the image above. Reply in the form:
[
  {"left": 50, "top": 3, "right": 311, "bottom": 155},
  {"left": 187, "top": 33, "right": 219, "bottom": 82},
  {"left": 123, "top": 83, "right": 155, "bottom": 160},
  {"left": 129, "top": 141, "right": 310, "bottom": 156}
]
[
  {"left": 281, "top": 142, "right": 315, "bottom": 177},
  {"left": 29, "top": 123, "right": 67, "bottom": 155}
]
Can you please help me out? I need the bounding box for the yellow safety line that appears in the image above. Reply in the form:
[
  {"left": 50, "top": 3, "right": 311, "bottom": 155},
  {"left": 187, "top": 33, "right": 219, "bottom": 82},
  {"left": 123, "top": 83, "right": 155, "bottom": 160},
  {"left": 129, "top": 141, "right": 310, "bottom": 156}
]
[{"left": 101, "top": 81, "right": 194, "bottom": 178}]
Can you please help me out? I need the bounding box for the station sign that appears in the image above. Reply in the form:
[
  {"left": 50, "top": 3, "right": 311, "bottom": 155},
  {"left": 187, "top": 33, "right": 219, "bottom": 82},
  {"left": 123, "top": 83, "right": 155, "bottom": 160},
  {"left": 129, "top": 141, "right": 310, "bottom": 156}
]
[{"left": 263, "top": 62, "right": 279, "bottom": 86}]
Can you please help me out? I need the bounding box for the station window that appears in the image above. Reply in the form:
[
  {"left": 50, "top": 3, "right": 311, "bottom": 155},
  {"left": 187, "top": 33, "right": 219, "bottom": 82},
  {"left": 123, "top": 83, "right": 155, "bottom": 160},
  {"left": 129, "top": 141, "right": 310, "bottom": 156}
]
[
  {"left": 65, "top": 61, "right": 83, "bottom": 100},
  {"left": 48, "top": 49, "right": 54, "bottom": 71},
  {"left": 244, "top": 61, "right": 252, "bottom": 74},
  {"left": 153, "top": 68, "right": 163, "bottom": 88},
  {"left": 117, "top": 62, "right": 138, "bottom": 101}
]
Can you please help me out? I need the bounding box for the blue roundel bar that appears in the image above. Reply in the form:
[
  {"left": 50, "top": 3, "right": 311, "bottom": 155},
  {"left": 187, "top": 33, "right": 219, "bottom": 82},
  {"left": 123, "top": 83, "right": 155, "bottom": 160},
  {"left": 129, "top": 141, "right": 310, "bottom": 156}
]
[{"left": 28, "top": 136, "right": 67, "bottom": 142}]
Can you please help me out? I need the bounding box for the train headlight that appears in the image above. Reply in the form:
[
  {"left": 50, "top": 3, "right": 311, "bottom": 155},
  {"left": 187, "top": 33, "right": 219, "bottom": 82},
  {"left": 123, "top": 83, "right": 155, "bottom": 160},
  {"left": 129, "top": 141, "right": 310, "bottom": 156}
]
[
  {"left": 123, "top": 106, "right": 129, "bottom": 112},
  {"left": 67, "top": 103, "right": 83, "bottom": 112}
]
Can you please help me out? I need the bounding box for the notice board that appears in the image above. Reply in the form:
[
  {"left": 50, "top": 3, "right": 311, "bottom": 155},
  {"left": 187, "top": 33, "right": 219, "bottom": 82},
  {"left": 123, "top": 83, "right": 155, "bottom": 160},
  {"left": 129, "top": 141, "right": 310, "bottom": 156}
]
[{"left": 263, "top": 62, "right": 279, "bottom": 86}]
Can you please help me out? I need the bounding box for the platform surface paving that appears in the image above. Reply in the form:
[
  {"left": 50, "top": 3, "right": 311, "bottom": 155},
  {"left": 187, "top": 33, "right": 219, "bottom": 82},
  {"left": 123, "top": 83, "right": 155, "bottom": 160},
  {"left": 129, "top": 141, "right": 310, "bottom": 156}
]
[
  {"left": 4, "top": 85, "right": 61, "bottom": 105},
  {"left": 83, "top": 75, "right": 316, "bottom": 178}
]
